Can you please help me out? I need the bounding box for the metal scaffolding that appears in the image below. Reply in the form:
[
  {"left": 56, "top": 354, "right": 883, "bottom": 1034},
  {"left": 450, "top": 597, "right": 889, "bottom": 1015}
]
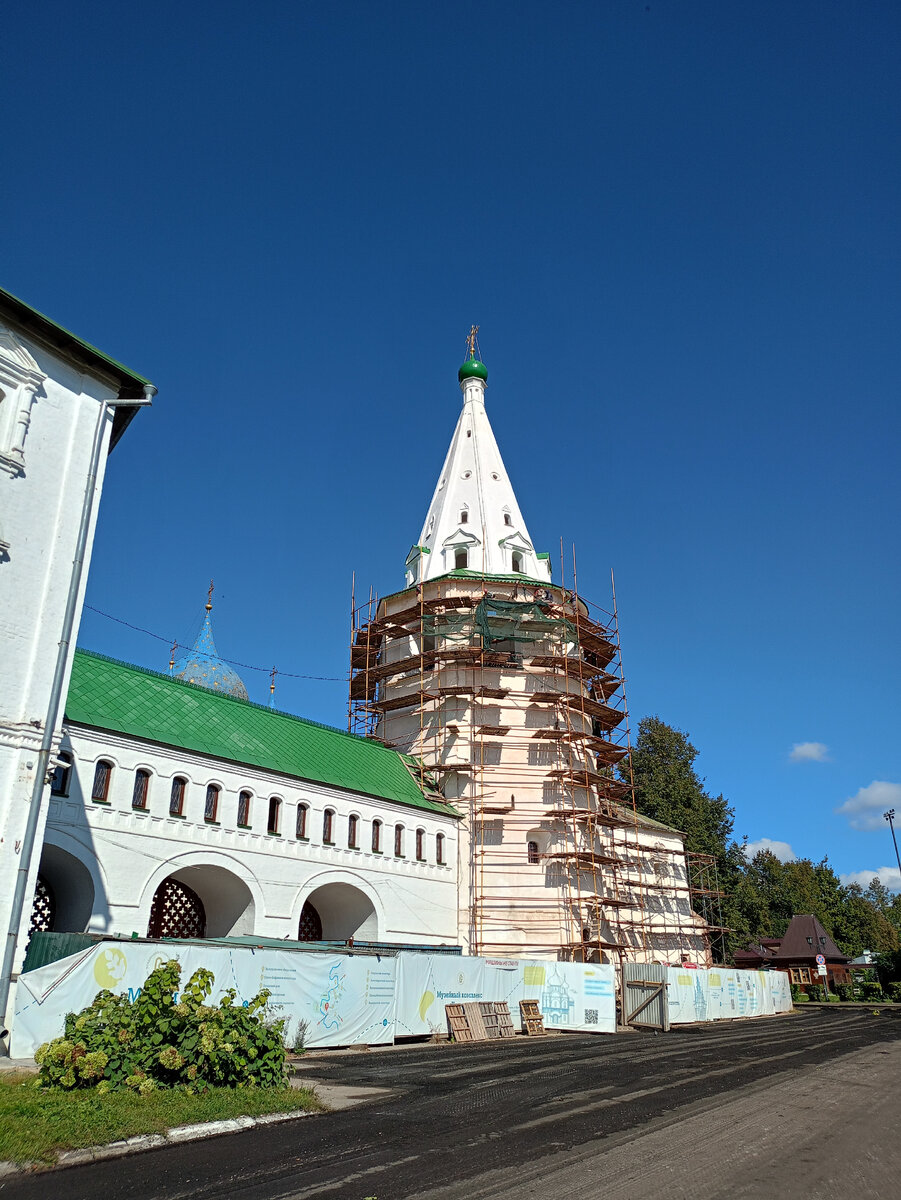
[{"left": 349, "top": 567, "right": 713, "bottom": 965}]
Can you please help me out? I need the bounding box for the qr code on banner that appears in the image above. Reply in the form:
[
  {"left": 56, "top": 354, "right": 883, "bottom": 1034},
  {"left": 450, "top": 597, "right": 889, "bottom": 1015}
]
[{"left": 584, "top": 1008, "right": 598, "bottom": 1025}]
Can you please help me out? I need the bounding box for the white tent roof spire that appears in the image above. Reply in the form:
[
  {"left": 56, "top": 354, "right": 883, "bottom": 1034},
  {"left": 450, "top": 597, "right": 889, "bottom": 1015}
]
[{"left": 405, "top": 337, "right": 551, "bottom": 587}]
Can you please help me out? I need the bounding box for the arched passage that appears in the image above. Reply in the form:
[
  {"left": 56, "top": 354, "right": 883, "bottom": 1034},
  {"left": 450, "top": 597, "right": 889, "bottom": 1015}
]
[
  {"left": 147, "top": 865, "right": 255, "bottom": 938},
  {"left": 29, "top": 844, "right": 96, "bottom": 934},
  {"left": 301, "top": 882, "right": 378, "bottom": 942}
]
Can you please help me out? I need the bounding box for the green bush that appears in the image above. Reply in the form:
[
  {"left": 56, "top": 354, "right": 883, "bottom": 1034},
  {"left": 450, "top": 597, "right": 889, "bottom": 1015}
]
[
  {"left": 35, "top": 960, "right": 286, "bottom": 1093},
  {"left": 835, "top": 983, "right": 855, "bottom": 1002},
  {"left": 794, "top": 992, "right": 810, "bottom": 1003},
  {"left": 888, "top": 983, "right": 901, "bottom": 1004},
  {"left": 790, "top": 984, "right": 803, "bottom": 1002},
  {"left": 807, "top": 984, "right": 825, "bottom": 1002},
  {"left": 859, "top": 980, "right": 884, "bottom": 1002}
]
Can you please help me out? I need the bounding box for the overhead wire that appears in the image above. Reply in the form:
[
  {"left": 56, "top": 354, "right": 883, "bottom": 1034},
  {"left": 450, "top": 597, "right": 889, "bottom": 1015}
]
[{"left": 83, "top": 604, "right": 346, "bottom": 681}]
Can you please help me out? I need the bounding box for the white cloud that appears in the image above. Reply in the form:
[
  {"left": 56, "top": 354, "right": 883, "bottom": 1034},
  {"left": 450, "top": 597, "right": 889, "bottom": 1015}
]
[
  {"left": 840, "top": 866, "right": 901, "bottom": 893},
  {"left": 744, "top": 838, "right": 796, "bottom": 862},
  {"left": 789, "top": 742, "right": 830, "bottom": 763},
  {"left": 836, "top": 780, "right": 901, "bottom": 832}
]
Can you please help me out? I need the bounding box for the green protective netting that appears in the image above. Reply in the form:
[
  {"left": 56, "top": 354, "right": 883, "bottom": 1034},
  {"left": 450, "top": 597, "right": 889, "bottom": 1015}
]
[{"left": 419, "top": 597, "right": 579, "bottom": 650}]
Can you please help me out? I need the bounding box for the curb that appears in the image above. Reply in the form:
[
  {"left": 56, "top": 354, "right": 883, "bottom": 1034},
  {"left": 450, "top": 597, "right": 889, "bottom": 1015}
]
[{"left": 0, "top": 1108, "right": 312, "bottom": 1174}]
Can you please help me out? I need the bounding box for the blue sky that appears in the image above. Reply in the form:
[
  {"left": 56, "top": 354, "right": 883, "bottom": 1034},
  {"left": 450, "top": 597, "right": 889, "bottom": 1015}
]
[{"left": 4, "top": 2, "right": 900, "bottom": 887}]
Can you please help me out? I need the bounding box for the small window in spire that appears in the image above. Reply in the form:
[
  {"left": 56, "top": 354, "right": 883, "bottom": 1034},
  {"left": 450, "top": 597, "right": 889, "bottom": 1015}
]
[
  {"left": 455, "top": 548, "right": 468, "bottom": 570},
  {"left": 460, "top": 510, "right": 468, "bottom": 524},
  {"left": 466, "top": 429, "right": 472, "bottom": 438},
  {"left": 462, "top": 470, "right": 472, "bottom": 479},
  {"left": 504, "top": 512, "right": 512, "bottom": 527},
  {"left": 511, "top": 550, "right": 524, "bottom": 573}
]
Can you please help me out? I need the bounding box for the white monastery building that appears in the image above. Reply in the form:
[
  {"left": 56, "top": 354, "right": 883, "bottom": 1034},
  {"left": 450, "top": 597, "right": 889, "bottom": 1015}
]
[
  {"left": 0, "top": 288, "right": 156, "bottom": 1028},
  {"left": 43, "top": 643, "right": 459, "bottom": 948},
  {"left": 0, "top": 295, "right": 711, "bottom": 1036}
]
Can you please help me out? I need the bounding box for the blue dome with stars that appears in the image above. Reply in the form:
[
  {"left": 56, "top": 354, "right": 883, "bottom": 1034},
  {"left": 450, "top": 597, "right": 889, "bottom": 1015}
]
[{"left": 172, "top": 609, "right": 248, "bottom": 700}]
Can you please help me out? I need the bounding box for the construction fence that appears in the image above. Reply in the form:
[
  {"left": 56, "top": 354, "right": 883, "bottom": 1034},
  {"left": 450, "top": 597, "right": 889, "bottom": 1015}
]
[{"left": 11, "top": 939, "right": 791, "bottom": 1056}]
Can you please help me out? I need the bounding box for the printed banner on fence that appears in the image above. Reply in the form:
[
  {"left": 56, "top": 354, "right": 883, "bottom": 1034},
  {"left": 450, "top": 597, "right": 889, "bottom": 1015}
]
[
  {"left": 12, "top": 941, "right": 397, "bottom": 1057},
  {"left": 394, "top": 953, "right": 617, "bottom": 1036},
  {"left": 667, "top": 967, "right": 791, "bottom": 1023}
]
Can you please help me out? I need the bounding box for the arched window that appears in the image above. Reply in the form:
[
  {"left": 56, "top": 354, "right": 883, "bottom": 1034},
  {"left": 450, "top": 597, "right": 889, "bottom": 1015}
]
[
  {"left": 415, "top": 828, "right": 425, "bottom": 861},
  {"left": 132, "top": 769, "right": 151, "bottom": 810},
  {"left": 323, "top": 808, "right": 335, "bottom": 844},
  {"left": 372, "top": 819, "right": 382, "bottom": 853},
  {"left": 237, "top": 790, "right": 252, "bottom": 827},
  {"left": 527, "top": 840, "right": 540, "bottom": 864},
  {"left": 436, "top": 832, "right": 445, "bottom": 865},
  {"left": 296, "top": 803, "right": 309, "bottom": 839},
  {"left": 91, "top": 759, "right": 113, "bottom": 803},
  {"left": 268, "top": 796, "right": 281, "bottom": 835},
  {"left": 348, "top": 813, "right": 359, "bottom": 849},
  {"left": 204, "top": 783, "right": 219, "bottom": 822},
  {"left": 504, "top": 512, "right": 512, "bottom": 527},
  {"left": 454, "top": 547, "right": 468, "bottom": 570},
  {"left": 460, "top": 509, "right": 469, "bottom": 524},
  {"left": 511, "top": 550, "right": 524, "bottom": 573},
  {"left": 169, "top": 775, "right": 187, "bottom": 816},
  {"left": 50, "top": 752, "right": 72, "bottom": 797},
  {"left": 394, "top": 823, "right": 404, "bottom": 857}
]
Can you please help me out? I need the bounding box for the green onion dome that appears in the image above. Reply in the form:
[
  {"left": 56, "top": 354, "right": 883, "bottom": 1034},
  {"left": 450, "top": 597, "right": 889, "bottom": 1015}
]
[{"left": 458, "top": 357, "right": 488, "bottom": 384}]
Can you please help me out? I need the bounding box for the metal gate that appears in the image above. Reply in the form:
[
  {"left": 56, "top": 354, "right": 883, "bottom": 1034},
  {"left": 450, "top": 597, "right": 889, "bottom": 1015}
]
[{"left": 622, "top": 962, "right": 670, "bottom": 1030}]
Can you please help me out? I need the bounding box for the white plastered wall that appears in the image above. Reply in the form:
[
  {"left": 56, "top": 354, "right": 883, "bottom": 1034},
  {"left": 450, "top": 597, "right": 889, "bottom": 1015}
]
[
  {"left": 0, "top": 322, "right": 122, "bottom": 1014},
  {"left": 40, "top": 725, "right": 460, "bottom": 948}
]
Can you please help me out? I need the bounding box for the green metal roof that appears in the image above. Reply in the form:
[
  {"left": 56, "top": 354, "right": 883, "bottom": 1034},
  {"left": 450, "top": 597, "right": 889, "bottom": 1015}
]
[
  {"left": 0, "top": 287, "right": 154, "bottom": 391},
  {"left": 380, "top": 570, "right": 563, "bottom": 605},
  {"left": 65, "top": 650, "right": 456, "bottom": 817}
]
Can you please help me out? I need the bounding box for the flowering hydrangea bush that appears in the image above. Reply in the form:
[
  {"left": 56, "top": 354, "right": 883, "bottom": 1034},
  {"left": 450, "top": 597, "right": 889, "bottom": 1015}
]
[{"left": 35, "top": 960, "right": 286, "bottom": 1092}]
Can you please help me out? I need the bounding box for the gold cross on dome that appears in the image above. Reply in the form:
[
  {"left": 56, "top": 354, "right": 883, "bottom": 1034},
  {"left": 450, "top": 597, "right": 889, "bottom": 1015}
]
[{"left": 466, "top": 324, "right": 479, "bottom": 359}]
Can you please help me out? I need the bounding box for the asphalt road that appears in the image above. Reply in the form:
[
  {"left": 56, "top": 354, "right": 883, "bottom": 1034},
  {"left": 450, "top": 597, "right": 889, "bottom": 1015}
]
[{"left": 3, "top": 1008, "right": 900, "bottom": 1200}]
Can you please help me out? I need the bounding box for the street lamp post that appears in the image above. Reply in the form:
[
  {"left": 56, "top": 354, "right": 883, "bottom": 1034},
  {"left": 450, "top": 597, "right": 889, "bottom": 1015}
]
[{"left": 884, "top": 808, "right": 901, "bottom": 878}]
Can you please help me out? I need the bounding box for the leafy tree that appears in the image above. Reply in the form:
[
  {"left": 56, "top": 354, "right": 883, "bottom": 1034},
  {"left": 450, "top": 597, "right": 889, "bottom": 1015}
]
[
  {"left": 624, "top": 717, "right": 747, "bottom": 954},
  {"left": 624, "top": 714, "right": 900, "bottom": 964},
  {"left": 625, "top": 717, "right": 735, "bottom": 858}
]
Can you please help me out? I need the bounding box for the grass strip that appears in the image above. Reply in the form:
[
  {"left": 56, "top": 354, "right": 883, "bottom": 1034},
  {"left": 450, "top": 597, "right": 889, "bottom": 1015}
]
[{"left": 0, "top": 1074, "right": 322, "bottom": 1165}]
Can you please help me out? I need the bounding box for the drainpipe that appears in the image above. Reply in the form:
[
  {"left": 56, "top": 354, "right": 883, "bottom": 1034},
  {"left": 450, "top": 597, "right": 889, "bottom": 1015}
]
[{"left": 0, "top": 385, "right": 156, "bottom": 1041}]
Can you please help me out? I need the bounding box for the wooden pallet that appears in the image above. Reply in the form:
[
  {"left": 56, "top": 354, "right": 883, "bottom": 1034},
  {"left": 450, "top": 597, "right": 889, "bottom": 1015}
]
[
  {"left": 445, "top": 1003, "right": 474, "bottom": 1041},
  {"left": 463, "top": 1001, "right": 489, "bottom": 1040},
  {"left": 447, "top": 1001, "right": 518, "bottom": 1042},
  {"left": 482, "top": 1001, "right": 515, "bottom": 1038},
  {"left": 519, "top": 999, "right": 547, "bottom": 1036}
]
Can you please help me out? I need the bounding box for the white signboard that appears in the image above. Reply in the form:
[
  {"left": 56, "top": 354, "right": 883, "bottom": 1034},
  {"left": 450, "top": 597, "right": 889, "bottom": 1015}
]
[
  {"left": 395, "top": 953, "right": 617, "bottom": 1037},
  {"left": 818, "top": 964, "right": 828, "bottom": 976}
]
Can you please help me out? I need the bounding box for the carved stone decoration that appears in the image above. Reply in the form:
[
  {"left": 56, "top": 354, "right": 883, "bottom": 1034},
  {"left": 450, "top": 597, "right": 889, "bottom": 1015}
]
[{"left": 0, "top": 325, "right": 47, "bottom": 477}]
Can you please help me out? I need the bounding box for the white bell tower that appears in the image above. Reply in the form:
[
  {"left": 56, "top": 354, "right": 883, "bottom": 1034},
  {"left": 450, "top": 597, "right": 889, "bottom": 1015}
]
[{"left": 405, "top": 327, "right": 552, "bottom": 588}]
